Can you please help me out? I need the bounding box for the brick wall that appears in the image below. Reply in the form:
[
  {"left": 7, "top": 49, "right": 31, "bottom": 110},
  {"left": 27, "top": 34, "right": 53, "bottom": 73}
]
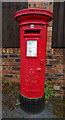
[
  {"left": 2, "top": 2, "right": 64, "bottom": 97},
  {"left": 46, "top": 49, "right": 64, "bottom": 97},
  {"left": 2, "top": 48, "right": 20, "bottom": 83}
]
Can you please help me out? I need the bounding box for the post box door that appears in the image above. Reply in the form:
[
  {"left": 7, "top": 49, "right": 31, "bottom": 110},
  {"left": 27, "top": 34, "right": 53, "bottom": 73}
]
[{"left": 20, "top": 26, "right": 47, "bottom": 99}]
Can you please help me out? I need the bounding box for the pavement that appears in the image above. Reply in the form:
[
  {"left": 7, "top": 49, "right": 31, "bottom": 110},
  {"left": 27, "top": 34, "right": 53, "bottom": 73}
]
[{"left": 2, "top": 94, "right": 59, "bottom": 119}]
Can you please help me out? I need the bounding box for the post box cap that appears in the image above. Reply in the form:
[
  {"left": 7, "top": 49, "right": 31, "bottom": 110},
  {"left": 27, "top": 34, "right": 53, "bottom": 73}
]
[{"left": 14, "top": 8, "right": 53, "bottom": 22}]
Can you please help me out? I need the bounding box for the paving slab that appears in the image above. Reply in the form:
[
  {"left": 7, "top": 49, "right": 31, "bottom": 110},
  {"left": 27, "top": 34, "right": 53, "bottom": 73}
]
[{"left": 2, "top": 100, "right": 59, "bottom": 118}]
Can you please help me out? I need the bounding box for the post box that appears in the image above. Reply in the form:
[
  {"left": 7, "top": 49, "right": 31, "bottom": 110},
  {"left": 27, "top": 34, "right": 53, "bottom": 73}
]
[{"left": 14, "top": 8, "right": 53, "bottom": 112}]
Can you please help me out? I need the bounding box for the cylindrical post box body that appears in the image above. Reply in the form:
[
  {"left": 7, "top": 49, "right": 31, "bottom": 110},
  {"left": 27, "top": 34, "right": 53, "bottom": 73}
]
[{"left": 14, "top": 9, "right": 53, "bottom": 111}]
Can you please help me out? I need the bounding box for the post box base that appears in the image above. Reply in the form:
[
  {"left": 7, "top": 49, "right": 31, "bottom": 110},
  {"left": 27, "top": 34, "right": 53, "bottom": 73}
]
[{"left": 20, "top": 94, "right": 45, "bottom": 113}]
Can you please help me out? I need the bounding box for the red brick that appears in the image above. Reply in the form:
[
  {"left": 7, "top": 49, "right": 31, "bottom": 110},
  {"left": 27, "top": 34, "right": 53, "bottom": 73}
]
[
  {"left": 2, "top": 77, "right": 20, "bottom": 83},
  {"left": 53, "top": 49, "right": 63, "bottom": 55},
  {"left": 9, "top": 62, "right": 20, "bottom": 66},
  {"left": 55, "top": 69, "right": 63, "bottom": 74},
  {"left": 13, "top": 48, "right": 20, "bottom": 54},
  {"left": 53, "top": 64, "right": 63, "bottom": 69},
  {"left": 2, "top": 70, "right": 10, "bottom": 75},
  {"left": 9, "top": 70, "right": 20, "bottom": 74},
  {"left": 2, "top": 57, "right": 15, "bottom": 62},
  {"left": 48, "top": 27, "right": 52, "bottom": 32},
  {"left": 47, "top": 31, "right": 52, "bottom": 37},
  {"left": 53, "top": 55, "right": 63, "bottom": 60},
  {"left": 2, "top": 48, "right": 6, "bottom": 54},
  {"left": 0, "top": 48, "right": 2, "bottom": 54},
  {"left": 47, "top": 36, "right": 52, "bottom": 41},
  {"left": 2, "top": 62, "right": 9, "bottom": 66},
  {"left": 46, "top": 68, "right": 55, "bottom": 73}
]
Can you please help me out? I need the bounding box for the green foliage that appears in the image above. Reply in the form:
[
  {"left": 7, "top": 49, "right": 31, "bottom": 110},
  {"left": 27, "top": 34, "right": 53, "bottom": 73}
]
[
  {"left": 16, "top": 99, "right": 20, "bottom": 106},
  {"left": 45, "top": 81, "right": 58, "bottom": 103},
  {"left": 2, "top": 80, "right": 10, "bottom": 87}
]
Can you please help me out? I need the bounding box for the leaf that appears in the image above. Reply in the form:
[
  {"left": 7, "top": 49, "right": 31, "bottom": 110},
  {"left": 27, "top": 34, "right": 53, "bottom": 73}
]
[
  {"left": 45, "top": 100, "right": 48, "bottom": 103},
  {"left": 45, "top": 82, "right": 56, "bottom": 100}
]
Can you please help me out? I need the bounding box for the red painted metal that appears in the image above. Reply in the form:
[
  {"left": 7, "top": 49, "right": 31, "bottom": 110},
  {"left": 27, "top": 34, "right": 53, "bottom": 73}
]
[{"left": 14, "top": 8, "right": 53, "bottom": 99}]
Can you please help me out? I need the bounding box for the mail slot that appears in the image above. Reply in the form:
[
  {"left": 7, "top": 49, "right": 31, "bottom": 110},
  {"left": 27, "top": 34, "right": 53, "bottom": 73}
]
[{"left": 14, "top": 8, "right": 53, "bottom": 112}]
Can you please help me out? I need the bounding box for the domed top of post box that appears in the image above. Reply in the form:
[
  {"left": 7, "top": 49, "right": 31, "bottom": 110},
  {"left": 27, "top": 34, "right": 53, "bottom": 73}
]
[{"left": 14, "top": 8, "right": 53, "bottom": 25}]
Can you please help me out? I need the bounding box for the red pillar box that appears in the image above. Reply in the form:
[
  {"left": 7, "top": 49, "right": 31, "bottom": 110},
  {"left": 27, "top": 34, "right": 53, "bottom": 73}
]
[{"left": 14, "top": 8, "right": 53, "bottom": 111}]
